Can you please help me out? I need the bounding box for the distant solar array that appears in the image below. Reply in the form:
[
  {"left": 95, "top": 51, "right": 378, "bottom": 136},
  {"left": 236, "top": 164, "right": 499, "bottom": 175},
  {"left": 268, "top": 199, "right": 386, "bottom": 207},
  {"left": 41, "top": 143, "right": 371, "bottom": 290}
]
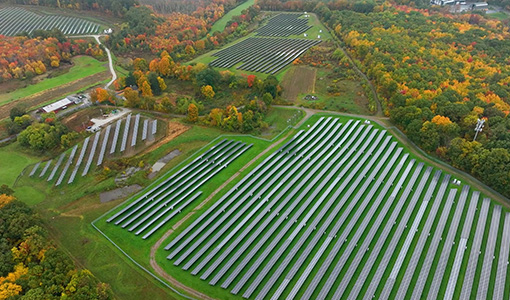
[
  {"left": 0, "top": 7, "right": 100, "bottom": 36},
  {"left": 107, "top": 139, "right": 252, "bottom": 240},
  {"left": 209, "top": 12, "right": 320, "bottom": 74},
  {"left": 209, "top": 37, "right": 320, "bottom": 74},
  {"left": 140, "top": 117, "right": 510, "bottom": 300},
  {"left": 29, "top": 114, "right": 159, "bottom": 186},
  {"left": 256, "top": 13, "right": 311, "bottom": 37}
]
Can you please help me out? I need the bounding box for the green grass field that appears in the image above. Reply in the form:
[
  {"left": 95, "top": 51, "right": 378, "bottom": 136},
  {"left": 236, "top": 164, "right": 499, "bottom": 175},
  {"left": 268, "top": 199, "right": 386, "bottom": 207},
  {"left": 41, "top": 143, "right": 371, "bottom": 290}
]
[
  {"left": 486, "top": 11, "right": 510, "bottom": 21},
  {"left": 97, "top": 113, "right": 510, "bottom": 300},
  {"left": 0, "top": 56, "right": 107, "bottom": 106},
  {"left": 209, "top": 0, "right": 255, "bottom": 34}
]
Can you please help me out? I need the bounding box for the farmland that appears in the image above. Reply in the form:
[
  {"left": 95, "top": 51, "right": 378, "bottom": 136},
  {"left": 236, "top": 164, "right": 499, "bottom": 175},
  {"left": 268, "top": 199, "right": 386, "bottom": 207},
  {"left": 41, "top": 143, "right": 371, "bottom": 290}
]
[
  {"left": 0, "top": 6, "right": 100, "bottom": 36},
  {"left": 0, "top": 56, "right": 107, "bottom": 108},
  {"left": 98, "top": 115, "right": 510, "bottom": 300}
]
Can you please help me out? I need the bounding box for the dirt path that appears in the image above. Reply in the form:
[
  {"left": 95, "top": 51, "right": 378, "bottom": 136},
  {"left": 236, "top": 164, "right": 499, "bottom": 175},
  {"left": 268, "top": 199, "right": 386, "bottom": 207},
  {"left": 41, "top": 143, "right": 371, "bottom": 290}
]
[{"left": 149, "top": 129, "right": 294, "bottom": 300}]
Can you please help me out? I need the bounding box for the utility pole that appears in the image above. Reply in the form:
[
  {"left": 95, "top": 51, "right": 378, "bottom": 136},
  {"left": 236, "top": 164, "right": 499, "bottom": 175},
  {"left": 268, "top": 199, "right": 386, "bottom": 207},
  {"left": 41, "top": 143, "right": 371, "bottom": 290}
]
[{"left": 473, "top": 118, "right": 485, "bottom": 142}]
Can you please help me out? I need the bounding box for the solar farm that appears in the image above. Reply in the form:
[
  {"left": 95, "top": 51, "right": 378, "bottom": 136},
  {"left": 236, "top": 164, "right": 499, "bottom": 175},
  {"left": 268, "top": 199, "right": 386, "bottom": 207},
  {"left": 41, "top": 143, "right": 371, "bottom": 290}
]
[
  {"left": 28, "top": 114, "right": 160, "bottom": 186},
  {"left": 100, "top": 115, "right": 510, "bottom": 300},
  {"left": 0, "top": 6, "right": 100, "bottom": 36},
  {"left": 208, "top": 13, "right": 321, "bottom": 74}
]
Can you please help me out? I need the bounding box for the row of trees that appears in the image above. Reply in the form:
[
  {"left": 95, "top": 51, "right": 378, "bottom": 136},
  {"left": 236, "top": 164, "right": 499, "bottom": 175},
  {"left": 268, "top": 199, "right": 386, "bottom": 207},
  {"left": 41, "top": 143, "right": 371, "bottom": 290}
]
[{"left": 0, "top": 193, "right": 112, "bottom": 299}]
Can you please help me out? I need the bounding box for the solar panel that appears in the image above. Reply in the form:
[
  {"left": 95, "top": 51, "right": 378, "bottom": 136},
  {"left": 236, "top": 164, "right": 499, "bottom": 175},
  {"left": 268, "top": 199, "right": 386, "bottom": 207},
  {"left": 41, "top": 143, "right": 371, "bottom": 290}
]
[
  {"left": 39, "top": 160, "right": 52, "bottom": 178},
  {"left": 110, "top": 119, "right": 122, "bottom": 154},
  {"left": 47, "top": 153, "right": 65, "bottom": 181},
  {"left": 120, "top": 114, "right": 131, "bottom": 152},
  {"left": 131, "top": 114, "right": 140, "bottom": 147},
  {"left": 82, "top": 132, "right": 100, "bottom": 176},
  {"left": 29, "top": 162, "right": 41, "bottom": 177},
  {"left": 142, "top": 119, "right": 148, "bottom": 140},
  {"left": 97, "top": 125, "right": 111, "bottom": 166},
  {"left": 56, "top": 145, "right": 78, "bottom": 186}
]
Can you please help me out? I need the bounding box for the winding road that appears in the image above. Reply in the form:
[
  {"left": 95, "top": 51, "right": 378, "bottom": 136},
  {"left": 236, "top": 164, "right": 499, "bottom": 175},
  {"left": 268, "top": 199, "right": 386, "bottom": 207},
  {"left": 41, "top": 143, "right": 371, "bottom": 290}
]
[{"left": 68, "top": 34, "right": 117, "bottom": 90}]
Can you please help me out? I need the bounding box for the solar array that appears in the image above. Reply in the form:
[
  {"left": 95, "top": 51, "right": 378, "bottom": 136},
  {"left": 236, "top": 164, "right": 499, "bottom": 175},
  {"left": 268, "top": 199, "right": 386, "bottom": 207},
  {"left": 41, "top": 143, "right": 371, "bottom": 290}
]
[
  {"left": 150, "top": 117, "right": 510, "bottom": 300},
  {"left": 0, "top": 7, "right": 100, "bottom": 36},
  {"left": 106, "top": 139, "right": 252, "bottom": 240},
  {"left": 256, "top": 14, "right": 311, "bottom": 37},
  {"left": 209, "top": 37, "right": 320, "bottom": 74},
  {"left": 31, "top": 114, "right": 158, "bottom": 186}
]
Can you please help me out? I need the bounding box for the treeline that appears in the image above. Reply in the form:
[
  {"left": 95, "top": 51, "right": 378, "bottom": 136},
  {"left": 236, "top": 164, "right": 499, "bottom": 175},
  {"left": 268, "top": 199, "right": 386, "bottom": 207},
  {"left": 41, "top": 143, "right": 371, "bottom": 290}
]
[
  {"left": 0, "top": 34, "right": 105, "bottom": 83},
  {"left": 0, "top": 192, "right": 112, "bottom": 299},
  {"left": 0, "top": 0, "right": 137, "bottom": 16},
  {"left": 140, "top": 0, "right": 240, "bottom": 15}
]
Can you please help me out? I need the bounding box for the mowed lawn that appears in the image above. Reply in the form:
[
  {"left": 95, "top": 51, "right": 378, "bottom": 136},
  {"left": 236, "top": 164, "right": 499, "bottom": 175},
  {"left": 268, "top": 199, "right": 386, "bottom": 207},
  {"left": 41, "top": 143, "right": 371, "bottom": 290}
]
[
  {"left": 0, "top": 56, "right": 107, "bottom": 106},
  {"left": 209, "top": 0, "right": 255, "bottom": 34}
]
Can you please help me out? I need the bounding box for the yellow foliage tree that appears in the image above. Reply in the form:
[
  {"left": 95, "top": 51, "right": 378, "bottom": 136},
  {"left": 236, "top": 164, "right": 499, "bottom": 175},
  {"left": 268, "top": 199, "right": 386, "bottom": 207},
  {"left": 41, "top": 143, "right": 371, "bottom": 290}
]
[
  {"left": 431, "top": 115, "right": 452, "bottom": 126},
  {"left": 187, "top": 103, "right": 198, "bottom": 123},
  {"left": 141, "top": 81, "right": 153, "bottom": 97},
  {"left": 0, "top": 194, "right": 15, "bottom": 209},
  {"left": 157, "top": 77, "right": 167, "bottom": 92},
  {"left": 201, "top": 85, "right": 215, "bottom": 99}
]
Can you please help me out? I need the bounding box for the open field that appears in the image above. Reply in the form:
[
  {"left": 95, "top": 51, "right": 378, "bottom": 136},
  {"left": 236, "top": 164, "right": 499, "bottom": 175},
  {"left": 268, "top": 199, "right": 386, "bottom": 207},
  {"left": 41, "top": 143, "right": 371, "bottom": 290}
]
[
  {"left": 0, "top": 56, "right": 107, "bottom": 107},
  {"left": 96, "top": 114, "right": 510, "bottom": 300},
  {"left": 209, "top": 0, "right": 255, "bottom": 34},
  {"left": 281, "top": 66, "right": 316, "bottom": 101},
  {"left": 0, "top": 6, "right": 100, "bottom": 36},
  {"left": 295, "top": 68, "right": 370, "bottom": 115}
]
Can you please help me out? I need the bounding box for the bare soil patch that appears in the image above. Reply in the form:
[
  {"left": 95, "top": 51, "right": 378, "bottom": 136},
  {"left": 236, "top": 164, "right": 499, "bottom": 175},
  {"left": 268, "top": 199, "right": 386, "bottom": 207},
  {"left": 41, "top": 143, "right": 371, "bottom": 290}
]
[
  {"left": 0, "top": 71, "right": 109, "bottom": 120},
  {"left": 139, "top": 121, "right": 190, "bottom": 156},
  {"left": 62, "top": 107, "right": 104, "bottom": 132},
  {"left": 281, "top": 66, "right": 317, "bottom": 102},
  {"left": 99, "top": 184, "right": 142, "bottom": 203}
]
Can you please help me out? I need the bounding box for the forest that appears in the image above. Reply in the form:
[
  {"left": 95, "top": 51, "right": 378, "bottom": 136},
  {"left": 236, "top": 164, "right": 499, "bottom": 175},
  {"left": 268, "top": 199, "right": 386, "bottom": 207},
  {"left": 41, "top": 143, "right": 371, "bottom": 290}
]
[{"left": 0, "top": 190, "right": 112, "bottom": 299}]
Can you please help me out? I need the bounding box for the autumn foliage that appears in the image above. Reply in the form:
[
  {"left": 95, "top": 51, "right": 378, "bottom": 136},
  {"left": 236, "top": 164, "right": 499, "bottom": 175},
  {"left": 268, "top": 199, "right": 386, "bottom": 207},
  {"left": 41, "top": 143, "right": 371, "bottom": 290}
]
[{"left": 0, "top": 36, "right": 104, "bottom": 82}]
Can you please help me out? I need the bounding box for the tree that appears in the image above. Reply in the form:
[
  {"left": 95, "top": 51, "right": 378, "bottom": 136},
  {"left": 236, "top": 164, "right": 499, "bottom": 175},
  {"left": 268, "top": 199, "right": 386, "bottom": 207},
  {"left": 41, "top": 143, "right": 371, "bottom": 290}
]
[
  {"left": 141, "top": 81, "right": 153, "bottom": 97},
  {"left": 0, "top": 185, "right": 14, "bottom": 196},
  {"left": 147, "top": 72, "right": 162, "bottom": 96},
  {"left": 124, "top": 87, "right": 140, "bottom": 108},
  {"left": 262, "top": 75, "right": 280, "bottom": 98},
  {"left": 196, "top": 67, "right": 221, "bottom": 89},
  {"left": 201, "top": 85, "right": 215, "bottom": 99},
  {"left": 262, "top": 93, "right": 273, "bottom": 106},
  {"left": 10, "top": 104, "right": 27, "bottom": 121},
  {"left": 187, "top": 103, "right": 198, "bottom": 122},
  {"left": 158, "top": 57, "right": 172, "bottom": 77},
  {"left": 247, "top": 74, "right": 256, "bottom": 88},
  {"left": 91, "top": 88, "right": 113, "bottom": 104},
  {"left": 158, "top": 77, "right": 167, "bottom": 92}
]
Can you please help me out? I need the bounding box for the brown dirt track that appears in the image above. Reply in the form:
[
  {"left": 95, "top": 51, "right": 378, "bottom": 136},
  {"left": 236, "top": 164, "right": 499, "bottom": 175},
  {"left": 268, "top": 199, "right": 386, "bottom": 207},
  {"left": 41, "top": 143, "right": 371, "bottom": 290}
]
[
  {"left": 281, "top": 66, "right": 317, "bottom": 102},
  {"left": 0, "top": 71, "right": 109, "bottom": 120}
]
